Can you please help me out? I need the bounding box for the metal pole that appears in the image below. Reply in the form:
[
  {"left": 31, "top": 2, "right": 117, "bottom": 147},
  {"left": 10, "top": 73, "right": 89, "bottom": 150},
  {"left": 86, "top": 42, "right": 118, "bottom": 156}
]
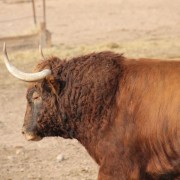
[
  {"left": 32, "top": 0, "right": 37, "bottom": 26},
  {"left": 43, "top": 0, "right": 46, "bottom": 29}
]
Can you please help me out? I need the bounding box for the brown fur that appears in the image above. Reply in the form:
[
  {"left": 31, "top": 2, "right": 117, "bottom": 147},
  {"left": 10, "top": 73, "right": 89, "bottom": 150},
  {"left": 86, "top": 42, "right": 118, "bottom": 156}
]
[{"left": 23, "top": 52, "right": 180, "bottom": 180}]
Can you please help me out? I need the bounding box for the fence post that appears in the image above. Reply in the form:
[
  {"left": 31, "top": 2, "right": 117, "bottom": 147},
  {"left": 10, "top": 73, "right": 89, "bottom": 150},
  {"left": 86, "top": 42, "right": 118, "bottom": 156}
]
[
  {"left": 42, "top": 0, "right": 46, "bottom": 27},
  {"left": 32, "top": 0, "right": 37, "bottom": 26},
  {"left": 39, "top": 22, "right": 51, "bottom": 48}
]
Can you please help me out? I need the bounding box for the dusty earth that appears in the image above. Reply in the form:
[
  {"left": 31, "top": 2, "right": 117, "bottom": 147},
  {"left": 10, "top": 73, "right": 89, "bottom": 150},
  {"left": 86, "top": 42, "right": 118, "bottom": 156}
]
[{"left": 0, "top": 0, "right": 180, "bottom": 179}]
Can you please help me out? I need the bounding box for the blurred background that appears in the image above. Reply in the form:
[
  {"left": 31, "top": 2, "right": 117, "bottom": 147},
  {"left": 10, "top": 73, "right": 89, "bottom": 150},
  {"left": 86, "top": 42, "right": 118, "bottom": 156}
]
[{"left": 0, "top": 0, "right": 180, "bottom": 179}]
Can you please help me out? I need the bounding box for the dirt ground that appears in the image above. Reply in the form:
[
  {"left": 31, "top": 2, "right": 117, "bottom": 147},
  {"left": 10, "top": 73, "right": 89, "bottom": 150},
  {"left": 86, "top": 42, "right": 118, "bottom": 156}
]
[{"left": 0, "top": 0, "right": 180, "bottom": 179}]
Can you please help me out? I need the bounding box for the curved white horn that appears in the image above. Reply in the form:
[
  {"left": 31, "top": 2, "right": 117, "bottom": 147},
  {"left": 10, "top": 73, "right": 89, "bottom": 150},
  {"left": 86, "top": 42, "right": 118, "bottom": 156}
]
[
  {"left": 2, "top": 42, "right": 51, "bottom": 82},
  {"left": 39, "top": 44, "right": 45, "bottom": 59}
]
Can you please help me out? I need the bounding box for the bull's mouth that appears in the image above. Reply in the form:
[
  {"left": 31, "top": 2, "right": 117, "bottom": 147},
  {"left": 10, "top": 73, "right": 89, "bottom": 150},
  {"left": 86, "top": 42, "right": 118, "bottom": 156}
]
[
  {"left": 23, "top": 131, "right": 43, "bottom": 141},
  {"left": 22, "top": 127, "right": 43, "bottom": 141},
  {"left": 24, "top": 133, "right": 43, "bottom": 141}
]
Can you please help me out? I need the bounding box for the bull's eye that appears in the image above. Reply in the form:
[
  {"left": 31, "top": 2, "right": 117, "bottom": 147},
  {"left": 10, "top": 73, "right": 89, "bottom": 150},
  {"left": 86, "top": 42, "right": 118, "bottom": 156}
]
[{"left": 32, "top": 92, "right": 41, "bottom": 102}]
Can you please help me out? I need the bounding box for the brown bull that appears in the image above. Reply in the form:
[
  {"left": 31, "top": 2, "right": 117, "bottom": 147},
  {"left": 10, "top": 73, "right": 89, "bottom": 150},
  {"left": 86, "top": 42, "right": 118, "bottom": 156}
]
[{"left": 3, "top": 44, "right": 180, "bottom": 179}]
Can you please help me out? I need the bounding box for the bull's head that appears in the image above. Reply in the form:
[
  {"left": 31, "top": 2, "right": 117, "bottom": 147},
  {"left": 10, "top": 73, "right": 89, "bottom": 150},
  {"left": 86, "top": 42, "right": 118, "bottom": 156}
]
[{"left": 2, "top": 43, "right": 65, "bottom": 141}]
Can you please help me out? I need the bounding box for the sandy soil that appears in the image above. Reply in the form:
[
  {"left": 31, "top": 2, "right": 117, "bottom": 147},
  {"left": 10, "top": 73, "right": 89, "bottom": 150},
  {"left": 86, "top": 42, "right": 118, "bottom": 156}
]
[
  {"left": 1, "top": 0, "right": 180, "bottom": 46},
  {"left": 0, "top": 0, "right": 180, "bottom": 179}
]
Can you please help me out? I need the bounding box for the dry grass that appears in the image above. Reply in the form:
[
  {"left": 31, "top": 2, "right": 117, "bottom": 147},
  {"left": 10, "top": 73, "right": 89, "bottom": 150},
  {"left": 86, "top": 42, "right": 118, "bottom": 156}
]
[{"left": 1, "top": 37, "right": 180, "bottom": 88}]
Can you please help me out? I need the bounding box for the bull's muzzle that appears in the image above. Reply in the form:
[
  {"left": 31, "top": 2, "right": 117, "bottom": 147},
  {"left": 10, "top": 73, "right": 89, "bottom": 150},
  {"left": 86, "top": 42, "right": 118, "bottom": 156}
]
[{"left": 22, "top": 126, "right": 42, "bottom": 141}]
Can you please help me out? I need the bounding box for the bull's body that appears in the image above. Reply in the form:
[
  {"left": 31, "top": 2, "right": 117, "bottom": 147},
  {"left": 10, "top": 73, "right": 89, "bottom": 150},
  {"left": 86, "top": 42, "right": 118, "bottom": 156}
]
[
  {"left": 3, "top": 50, "right": 180, "bottom": 179},
  {"left": 99, "top": 57, "right": 180, "bottom": 179}
]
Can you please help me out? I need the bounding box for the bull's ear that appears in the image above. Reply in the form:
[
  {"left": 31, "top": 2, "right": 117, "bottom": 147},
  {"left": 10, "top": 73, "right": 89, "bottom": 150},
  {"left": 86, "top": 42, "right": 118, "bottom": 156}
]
[
  {"left": 46, "top": 75, "right": 60, "bottom": 95},
  {"left": 46, "top": 75, "right": 55, "bottom": 84}
]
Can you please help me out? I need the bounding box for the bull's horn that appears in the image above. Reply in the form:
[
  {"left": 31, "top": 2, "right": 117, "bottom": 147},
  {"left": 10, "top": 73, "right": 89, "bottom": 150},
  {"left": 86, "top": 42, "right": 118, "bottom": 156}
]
[
  {"left": 2, "top": 42, "right": 51, "bottom": 82},
  {"left": 39, "top": 44, "right": 45, "bottom": 59}
]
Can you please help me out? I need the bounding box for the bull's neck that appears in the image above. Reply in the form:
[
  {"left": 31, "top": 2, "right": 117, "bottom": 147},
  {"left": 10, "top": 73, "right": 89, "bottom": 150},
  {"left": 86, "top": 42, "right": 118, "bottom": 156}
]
[{"left": 58, "top": 103, "right": 116, "bottom": 164}]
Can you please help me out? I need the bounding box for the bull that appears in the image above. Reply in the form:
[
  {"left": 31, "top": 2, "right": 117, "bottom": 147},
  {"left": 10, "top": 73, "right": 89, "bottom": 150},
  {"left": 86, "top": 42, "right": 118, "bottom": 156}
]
[{"left": 2, "top": 43, "right": 180, "bottom": 179}]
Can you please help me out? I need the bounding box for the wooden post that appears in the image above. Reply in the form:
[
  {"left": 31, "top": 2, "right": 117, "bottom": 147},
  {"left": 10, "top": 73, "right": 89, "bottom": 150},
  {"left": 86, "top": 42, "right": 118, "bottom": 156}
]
[
  {"left": 32, "top": 0, "right": 37, "bottom": 26},
  {"left": 42, "top": 0, "right": 46, "bottom": 29},
  {"left": 39, "top": 22, "right": 51, "bottom": 48}
]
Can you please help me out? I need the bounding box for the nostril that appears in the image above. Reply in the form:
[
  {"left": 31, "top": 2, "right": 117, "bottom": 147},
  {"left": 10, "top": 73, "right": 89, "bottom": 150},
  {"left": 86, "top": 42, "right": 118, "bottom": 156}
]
[{"left": 22, "top": 127, "right": 25, "bottom": 135}]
